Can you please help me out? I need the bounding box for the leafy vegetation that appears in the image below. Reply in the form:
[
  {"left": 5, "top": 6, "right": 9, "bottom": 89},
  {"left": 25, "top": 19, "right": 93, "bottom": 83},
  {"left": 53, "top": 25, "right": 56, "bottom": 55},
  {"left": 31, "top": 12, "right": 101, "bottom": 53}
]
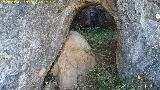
[{"left": 84, "top": 67, "right": 144, "bottom": 90}]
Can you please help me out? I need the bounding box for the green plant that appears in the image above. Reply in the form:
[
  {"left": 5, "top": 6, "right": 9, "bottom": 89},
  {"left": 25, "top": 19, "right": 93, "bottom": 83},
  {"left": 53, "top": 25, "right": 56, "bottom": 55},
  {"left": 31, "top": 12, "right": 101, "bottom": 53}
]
[
  {"left": 84, "top": 67, "right": 145, "bottom": 90},
  {"left": 84, "top": 67, "right": 116, "bottom": 90}
]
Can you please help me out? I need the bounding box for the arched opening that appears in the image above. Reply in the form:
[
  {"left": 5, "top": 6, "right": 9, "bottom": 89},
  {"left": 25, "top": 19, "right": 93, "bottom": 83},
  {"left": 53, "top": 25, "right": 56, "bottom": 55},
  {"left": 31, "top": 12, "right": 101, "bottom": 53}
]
[
  {"left": 41, "top": 1, "right": 157, "bottom": 90},
  {"left": 69, "top": 4, "right": 119, "bottom": 89},
  {"left": 70, "top": 4, "right": 117, "bottom": 73},
  {"left": 70, "top": 5, "right": 116, "bottom": 30},
  {"left": 42, "top": 2, "right": 122, "bottom": 90}
]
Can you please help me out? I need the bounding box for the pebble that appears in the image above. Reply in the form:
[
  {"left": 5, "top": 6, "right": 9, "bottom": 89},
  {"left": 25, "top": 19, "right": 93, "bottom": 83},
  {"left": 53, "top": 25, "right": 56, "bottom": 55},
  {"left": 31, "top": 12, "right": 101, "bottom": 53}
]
[{"left": 156, "top": 13, "right": 160, "bottom": 20}]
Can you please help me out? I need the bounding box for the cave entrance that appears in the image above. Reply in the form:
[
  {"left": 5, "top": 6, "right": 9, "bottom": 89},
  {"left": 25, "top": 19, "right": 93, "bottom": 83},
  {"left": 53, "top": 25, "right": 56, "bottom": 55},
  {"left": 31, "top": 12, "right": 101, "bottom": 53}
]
[
  {"left": 70, "top": 4, "right": 118, "bottom": 89},
  {"left": 42, "top": 3, "right": 120, "bottom": 90}
]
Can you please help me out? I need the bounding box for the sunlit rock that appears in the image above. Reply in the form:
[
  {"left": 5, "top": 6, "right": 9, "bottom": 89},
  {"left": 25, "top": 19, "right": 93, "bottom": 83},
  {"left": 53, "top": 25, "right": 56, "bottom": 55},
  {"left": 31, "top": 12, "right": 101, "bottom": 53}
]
[{"left": 51, "top": 31, "right": 96, "bottom": 90}]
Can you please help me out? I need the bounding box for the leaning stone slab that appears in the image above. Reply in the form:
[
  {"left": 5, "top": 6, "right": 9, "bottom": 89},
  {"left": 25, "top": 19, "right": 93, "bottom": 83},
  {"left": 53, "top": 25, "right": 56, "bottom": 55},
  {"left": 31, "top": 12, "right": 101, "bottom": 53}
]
[{"left": 51, "top": 31, "right": 96, "bottom": 90}]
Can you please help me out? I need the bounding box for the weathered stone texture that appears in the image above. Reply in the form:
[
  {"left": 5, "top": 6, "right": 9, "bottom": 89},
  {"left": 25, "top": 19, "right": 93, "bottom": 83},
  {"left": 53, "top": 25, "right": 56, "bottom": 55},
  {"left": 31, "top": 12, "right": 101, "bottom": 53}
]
[
  {"left": 0, "top": 0, "right": 159, "bottom": 90},
  {"left": 51, "top": 31, "right": 96, "bottom": 90},
  {"left": 0, "top": 2, "right": 69, "bottom": 90},
  {"left": 117, "top": 0, "right": 160, "bottom": 87},
  {"left": 0, "top": 0, "right": 115, "bottom": 90}
]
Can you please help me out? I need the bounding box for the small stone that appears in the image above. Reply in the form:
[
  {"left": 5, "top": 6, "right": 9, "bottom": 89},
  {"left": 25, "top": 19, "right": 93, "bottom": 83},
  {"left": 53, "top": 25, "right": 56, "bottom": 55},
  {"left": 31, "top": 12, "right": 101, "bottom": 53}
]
[
  {"left": 156, "top": 13, "right": 160, "bottom": 20},
  {"left": 137, "top": 75, "right": 141, "bottom": 80}
]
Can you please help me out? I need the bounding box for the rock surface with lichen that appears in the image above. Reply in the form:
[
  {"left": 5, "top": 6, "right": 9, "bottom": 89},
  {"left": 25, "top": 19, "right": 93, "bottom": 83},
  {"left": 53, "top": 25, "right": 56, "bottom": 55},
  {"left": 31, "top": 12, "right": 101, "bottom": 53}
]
[
  {"left": 0, "top": 0, "right": 160, "bottom": 90},
  {"left": 0, "top": 1, "right": 69, "bottom": 90},
  {"left": 117, "top": 0, "right": 160, "bottom": 87},
  {"left": 0, "top": 0, "right": 115, "bottom": 90}
]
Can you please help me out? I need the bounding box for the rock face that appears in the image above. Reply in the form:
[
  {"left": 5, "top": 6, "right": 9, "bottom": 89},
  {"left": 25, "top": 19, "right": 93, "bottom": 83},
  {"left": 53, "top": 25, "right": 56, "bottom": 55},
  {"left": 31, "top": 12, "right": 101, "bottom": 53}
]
[
  {"left": 117, "top": 0, "right": 160, "bottom": 87},
  {"left": 0, "top": 0, "right": 159, "bottom": 90},
  {"left": 0, "top": 0, "right": 116, "bottom": 89},
  {"left": 51, "top": 31, "right": 96, "bottom": 90},
  {"left": 0, "top": 2, "right": 70, "bottom": 90}
]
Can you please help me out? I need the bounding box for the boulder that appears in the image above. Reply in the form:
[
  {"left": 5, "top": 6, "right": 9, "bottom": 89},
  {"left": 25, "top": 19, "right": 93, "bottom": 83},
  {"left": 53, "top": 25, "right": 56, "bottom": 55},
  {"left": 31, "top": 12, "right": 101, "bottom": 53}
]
[
  {"left": 0, "top": 0, "right": 115, "bottom": 89},
  {"left": 0, "top": 0, "right": 160, "bottom": 89},
  {"left": 51, "top": 31, "right": 96, "bottom": 90},
  {"left": 117, "top": 0, "right": 160, "bottom": 87}
]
